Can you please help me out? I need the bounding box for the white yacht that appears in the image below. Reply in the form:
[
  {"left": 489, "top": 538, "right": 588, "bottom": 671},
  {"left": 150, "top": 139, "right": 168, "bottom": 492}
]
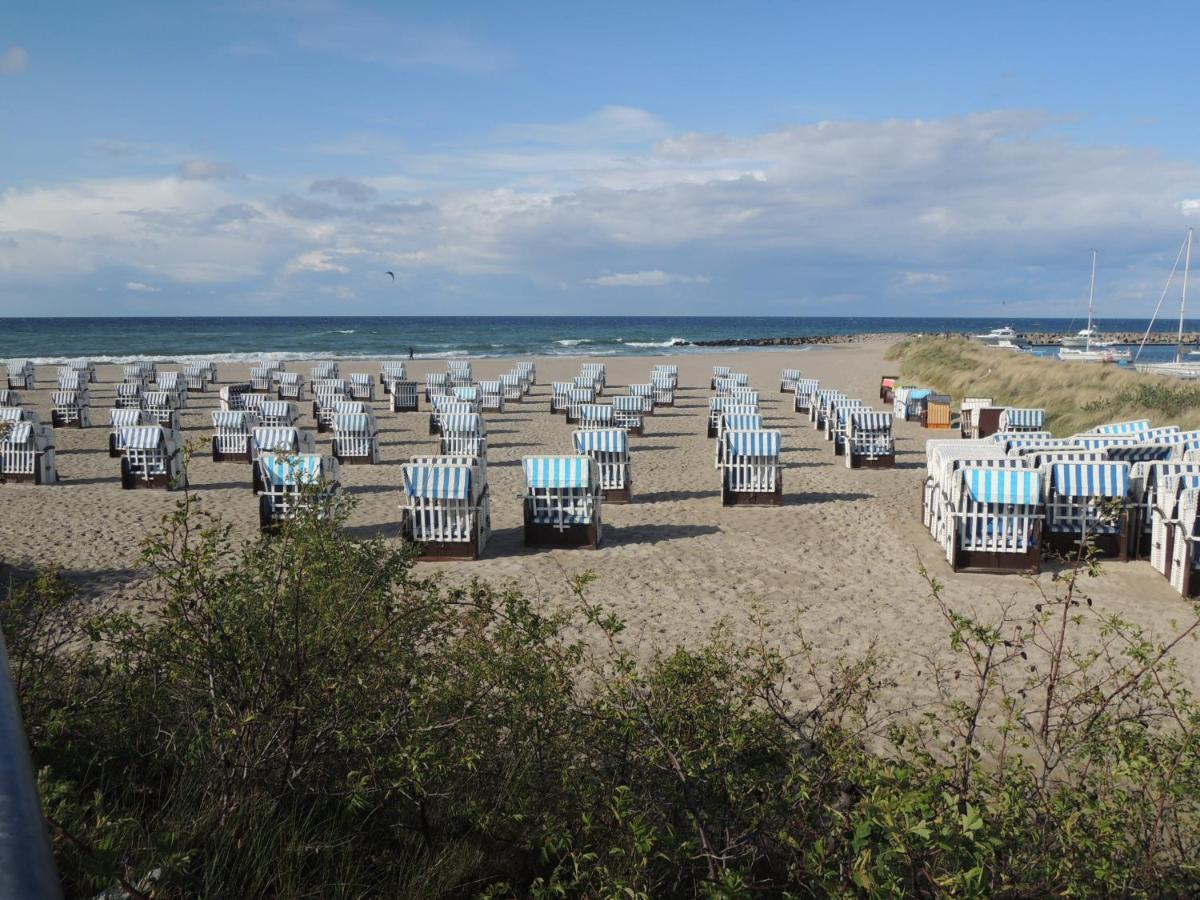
[
  {"left": 1060, "top": 325, "right": 1103, "bottom": 348},
  {"left": 972, "top": 326, "right": 1030, "bottom": 350},
  {"left": 1057, "top": 251, "right": 1130, "bottom": 363}
]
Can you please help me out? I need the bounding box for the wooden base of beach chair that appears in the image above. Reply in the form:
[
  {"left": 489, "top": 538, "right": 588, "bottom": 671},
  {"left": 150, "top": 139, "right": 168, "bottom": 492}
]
[
  {"left": 602, "top": 486, "right": 631, "bottom": 504},
  {"left": 404, "top": 532, "right": 481, "bottom": 561},
  {"left": 832, "top": 442, "right": 845, "bottom": 457},
  {"left": 251, "top": 464, "right": 263, "bottom": 495},
  {"left": 849, "top": 453, "right": 895, "bottom": 470},
  {"left": 1045, "top": 527, "right": 1130, "bottom": 562},
  {"left": 721, "top": 480, "right": 783, "bottom": 507},
  {"left": 334, "top": 452, "right": 375, "bottom": 465},
  {"left": 120, "top": 460, "right": 173, "bottom": 490},
  {"left": 657, "top": 400, "right": 674, "bottom": 408},
  {"left": 51, "top": 413, "right": 86, "bottom": 428},
  {"left": 707, "top": 423, "right": 718, "bottom": 438},
  {"left": 428, "top": 415, "right": 440, "bottom": 435},
  {"left": 0, "top": 461, "right": 44, "bottom": 485},
  {"left": 523, "top": 516, "right": 600, "bottom": 549},
  {"left": 626, "top": 424, "right": 644, "bottom": 437},
  {"left": 920, "top": 416, "right": 952, "bottom": 429},
  {"left": 108, "top": 434, "right": 122, "bottom": 458},
  {"left": 392, "top": 399, "right": 419, "bottom": 412},
  {"left": 212, "top": 446, "right": 250, "bottom": 463},
  {"left": 316, "top": 420, "right": 332, "bottom": 434},
  {"left": 952, "top": 543, "right": 1041, "bottom": 575}
]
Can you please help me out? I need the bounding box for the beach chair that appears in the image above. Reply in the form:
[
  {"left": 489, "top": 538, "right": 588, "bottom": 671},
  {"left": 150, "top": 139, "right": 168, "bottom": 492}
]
[
  {"left": 66, "top": 358, "right": 97, "bottom": 383},
  {"left": 817, "top": 391, "right": 846, "bottom": 432},
  {"left": 707, "top": 397, "right": 729, "bottom": 438},
  {"left": 0, "top": 420, "right": 57, "bottom": 485},
  {"left": 141, "top": 391, "right": 181, "bottom": 429},
  {"left": 211, "top": 410, "right": 260, "bottom": 462},
  {"left": 999, "top": 408, "right": 1046, "bottom": 433},
  {"left": 827, "top": 398, "right": 864, "bottom": 452},
  {"left": 311, "top": 361, "right": 339, "bottom": 381},
  {"left": 891, "top": 387, "right": 912, "bottom": 421},
  {"left": 1150, "top": 472, "right": 1200, "bottom": 576},
  {"left": 439, "top": 412, "right": 487, "bottom": 458},
  {"left": 115, "top": 382, "right": 143, "bottom": 410},
  {"left": 1043, "top": 461, "right": 1132, "bottom": 560},
  {"left": 203, "top": 361, "right": 219, "bottom": 384},
  {"left": 256, "top": 452, "right": 341, "bottom": 531},
  {"left": 447, "top": 360, "right": 473, "bottom": 388},
  {"left": 812, "top": 389, "right": 841, "bottom": 428},
  {"left": 949, "top": 467, "right": 1042, "bottom": 573},
  {"left": 250, "top": 367, "right": 274, "bottom": 392},
  {"left": 566, "top": 386, "right": 596, "bottom": 424},
  {"left": 312, "top": 380, "right": 349, "bottom": 431},
  {"left": 901, "top": 389, "right": 932, "bottom": 423},
  {"left": 550, "top": 382, "right": 572, "bottom": 415},
  {"left": 380, "top": 362, "right": 405, "bottom": 391},
  {"left": 429, "top": 395, "right": 470, "bottom": 435},
  {"left": 1086, "top": 420, "right": 1151, "bottom": 437},
  {"left": 155, "top": 372, "right": 188, "bottom": 409},
  {"left": 959, "top": 398, "right": 995, "bottom": 438},
  {"left": 879, "top": 376, "right": 899, "bottom": 403},
  {"left": 6, "top": 360, "right": 34, "bottom": 390},
  {"left": 425, "top": 372, "right": 451, "bottom": 402},
  {"left": 123, "top": 363, "right": 152, "bottom": 387},
  {"left": 0, "top": 391, "right": 17, "bottom": 408},
  {"left": 846, "top": 411, "right": 895, "bottom": 469},
  {"left": 721, "top": 429, "right": 782, "bottom": 506},
  {"left": 629, "top": 383, "right": 655, "bottom": 416},
  {"left": 515, "top": 361, "right": 536, "bottom": 393},
  {"left": 479, "top": 380, "right": 505, "bottom": 412},
  {"left": 390, "top": 379, "right": 420, "bottom": 412},
  {"left": 780, "top": 368, "right": 802, "bottom": 393},
  {"left": 581, "top": 363, "right": 607, "bottom": 395},
  {"left": 990, "top": 430, "right": 1053, "bottom": 446},
  {"left": 250, "top": 427, "right": 318, "bottom": 493},
  {"left": 714, "top": 409, "right": 761, "bottom": 466},
  {"left": 183, "top": 364, "right": 210, "bottom": 393},
  {"left": 500, "top": 372, "right": 523, "bottom": 403},
  {"left": 611, "top": 395, "right": 646, "bottom": 437},
  {"left": 711, "top": 366, "right": 731, "bottom": 389},
  {"left": 922, "top": 440, "right": 1013, "bottom": 539},
  {"left": 713, "top": 377, "right": 736, "bottom": 398},
  {"left": 1131, "top": 462, "right": 1200, "bottom": 560},
  {"left": 577, "top": 404, "right": 615, "bottom": 431},
  {"left": 241, "top": 393, "right": 271, "bottom": 415},
  {"left": 453, "top": 385, "right": 481, "bottom": 411},
  {"left": 277, "top": 371, "right": 305, "bottom": 401},
  {"left": 400, "top": 459, "right": 491, "bottom": 559},
  {"left": 573, "top": 428, "right": 631, "bottom": 502},
  {"left": 920, "top": 393, "right": 953, "bottom": 429},
  {"left": 349, "top": 373, "right": 375, "bottom": 401},
  {"left": 118, "top": 424, "right": 185, "bottom": 490},
  {"left": 793, "top": 379, "right": 819, "bottom": 414},
  {"left": 51, "top": 390, "right": 91, "bottom": 428},
  {"left": 651, "top": 374, "right": 676, "bottom": 407},
  {"left": 56, "top": 367, "right": 88, "bottom": 394},
  {"left": 219, "top": 383, "right": 254, "bottom": 411},
  {"left": 108, "top": 408, "right": 151, "bottom": 457},
  {"left": 332, "top": 411, "right": 380, "bottom": 464},
  {"left": 259, "top": 400, "right": 300, "bottom": 429},
  {"left": 522, "top": 455, "right": 603, "bottom": 547}
]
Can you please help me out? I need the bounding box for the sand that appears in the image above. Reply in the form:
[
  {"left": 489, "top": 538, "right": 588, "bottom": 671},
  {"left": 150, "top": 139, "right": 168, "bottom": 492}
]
[{"left": 3, "top": 343, "right": 1198, "bottom": 709}]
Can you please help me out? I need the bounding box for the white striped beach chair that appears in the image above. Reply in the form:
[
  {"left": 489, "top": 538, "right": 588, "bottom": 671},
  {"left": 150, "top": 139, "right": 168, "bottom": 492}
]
[
  {"left": 611, "top": 395, "right": 645, "bottom": 437},
  {"left": 211, "top": 410, "right": 260, "bottom": 462},
  {"left": 811, "top": 389, "right": 840, "bottom": 428},
  {"left": 447, "top": 360, "right": 473, "bottom": 388},
  {"left": 1103, "top": 444, "right": 1173, "bottom": 464},
  {"left": 183, "top": 364, "right": 210, "bottom": 392},
  {"left": 1024, "top": 449, "right": 1106, "bottom": 471},
  {"left": 522, "top": 455, "right": 602, "bottom": 547},
  {"left": 500, "top": 371, "right": 523, "bottom": 403},
  {"left": 713, "top": 377, "right": 736, "bottom": 398},
  {"left": 57, "top": 368, "right": 89, "bottom": 394},
  {"left": 389, "top": 379, "right": 420, "bottom": 412},
  {"left": 6, "top": 360, "right": 34, "bottom": 391},
  {"left": 1163, "top": 485, "right": 1200, "bottom": 596},
  {"left": 119, "top": 424, "right": 185, "bottom": 490},
  {"left": 142, "top": 391, "right": 181, "bottom": 430},
  {"left": 123, "top": 363, "right": 152, "bottom": 387},
  {"left": 277, "top": 371, "right": 305, "bottom": 400},
  {"left": 1004, "top": 437, "right": 1072, "bottom": 458},
  {"left": 628, "top": 383, "right": 655, "bottom": 416},
  {"left": 721, "top": 429, "right": 782, "bottom": 506},
  {"left": 890, "top": 387, "right": 912, "bottom": 421},
  {"left": 256, "top": 452, "right": 340, "bottom": 531},
  {"left": 426, "top": 372, "right": 451, "bottom": 402},
  {"left": 793, "top": 379, "right": 819, "bottom": 414},
  {"left": 577, "top": 404, "right": 615, "bottom": 431},
  {"left": 311, "top": 361, "right": 339, "bottom": 381},
  {"left": 108, "top": 408, "right": 151, "bottom": 457},
  {"left": 566, "top": 387, "right": 596, "bottom": 424},
  {"left": 846, "top": 411, "right": 895, "bottom": 469},
  {"left": 250, "top": 426, "right": 317, "bottom": 492},
  {"left": 816, "top": 391, "right": 845, "bottom": 431},
  {"left": 453, "top": 385, "right": 481, "bottom": 411},
  {"left": 711, "top": 366, "right": 731, "bottom": 389},
  {"left": 1044, "top": 461, "right": 1132, "bottom": 559},
  {"left": 66, "top": 358, "right": 97, "bottom": 383},
  {"left": 51, "top": 390, "right": 91, "bottom": 428},
  {"left": 115, "top": 382, "right": 143, "bottom": 410},
  {"left": 1, "top": 420, "right": 57, "bottom": 485},
  {"left": 707, "top": 397, "right": 729, "bottom": 438},
  {"left": 380, "top": 362, "right": 406, "bottom": 391},
  {"left": 1131, "top": 462, "right": 1200, "bottom": 562},
  {"left": 959, "top": 398, "right": 994, "bottom": 438},
  {"left": 439, "top": 412, "right": 487, "bottom": 458},
  {"left": 651, "top": 374, "right": 676, "bottom": 407},
  {"left": 1151, "top": 472, "right": 1200, "bottom": 576},
  {"left": 780, "top": 368, "right": 802, "bottom": 393},
  {"left": 573, "top": 428, "right": 631, "bottom": 503},
  {"left": 0, "top": 390, "right": 17, "bottom": 408},
  {"left": 714, "top": 409, "right": 761, "bottom": 466},
  {"left": 401, "top": 460, "right": 491, "bottom": 560},
  {"left": 990, "top": 430, "right": 1052, "bottom": 446},
  {"left": 999, "top": 408, "right": 1046, "bottom": 433},
  {"left": 155, "top": 372, "right": 188, "bottom": 408},
  {"left": 1086, "top": 419, "right": 1151, "bottom": 437},
  {"left": 949, "top": 467, "right": 1042, "bottom": 573},
  {"left": 349, "top": 373, "right": 374, "bottom": 401},
  {"left": 428, "top": 396, "right": 470, "bottom": 435},
  {"left": 581, "top": 363, "right": 606, "bottom": 395},
  {"left": 922, "top": 440, "right": 1013, "bottom": 539},
  {"left": 219, "top": 383, "right": 254, "bottom": 411},
  {"left": 259, "top": 400, "right": 300, "bottom": 429},
  {"left": 332, "top": 411, "right": 380, "bottom": 465},
  {"left": 250, "top": 367, "right": 274, "bottom": 392},
  {"left": 827, "top": 398, "right": 864, "bottom": 452},
  {"left": 550, "top": 382, "right": 572, "bottom": 415},
  {"left": 479, "top": 380, "right": 505, "bottom": 412},
  {"left": 241, "top": 393, "right": 271, "bottom": 415},
  {"left": 515, "top": 361, "right": 536, "bottom": 392},
  {"left": 312, "top": 380, "right": 349, "bottom": 431}
]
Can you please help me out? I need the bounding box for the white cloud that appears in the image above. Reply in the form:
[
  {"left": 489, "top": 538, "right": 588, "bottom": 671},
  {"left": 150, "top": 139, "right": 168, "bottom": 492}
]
[
  {"left": 1178, "top": 199, "right": 1200, "bottom": 217},
  {"left": 584, "top": 270, "right": 710, "bottom": 287},
  {"left": 0, "top": 46, "right": 28, "bottom": 74},
  {"left": 178, "top": 159, "right": 244, "bottom": 181},
  {"left": 900, "top": 271, "right": 949, "bottom": 289},
  {"left": 125, "top": 281, "right": 160, "bottom": 293},
  {"left": 310, "top": 177, "right": 377, "bottom": 203}
]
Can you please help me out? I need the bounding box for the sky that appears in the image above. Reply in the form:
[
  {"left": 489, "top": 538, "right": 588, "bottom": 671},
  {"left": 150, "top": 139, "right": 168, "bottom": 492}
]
[{"left": 1, "top": 0, "right": 1198, "bottom": 318}]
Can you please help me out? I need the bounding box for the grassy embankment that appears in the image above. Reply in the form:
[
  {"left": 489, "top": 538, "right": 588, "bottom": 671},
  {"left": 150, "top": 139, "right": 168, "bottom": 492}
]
[{"left": 887, "top": 336, "right": 1200, "bottom": 436}]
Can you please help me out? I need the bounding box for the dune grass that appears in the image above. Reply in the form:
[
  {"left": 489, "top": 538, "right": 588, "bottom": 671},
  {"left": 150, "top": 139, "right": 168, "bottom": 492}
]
[{"left": 886, "top": 337, "right": 1200, "bottom": 436}]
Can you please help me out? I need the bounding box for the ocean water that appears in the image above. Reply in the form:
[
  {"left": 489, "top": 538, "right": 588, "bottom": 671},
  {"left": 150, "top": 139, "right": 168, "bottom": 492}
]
[{"left": 1, "top": 316, "right": 1197, "bottom": 364}]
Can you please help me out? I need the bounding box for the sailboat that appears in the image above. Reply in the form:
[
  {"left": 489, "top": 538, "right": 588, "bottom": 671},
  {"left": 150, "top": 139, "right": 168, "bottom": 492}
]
[
  {"left": 1132, "top": 227, "right": 1198, "bottom": 376},
  {"left": 1058, "top": 250, "right": 1131, "bottom": 363}
]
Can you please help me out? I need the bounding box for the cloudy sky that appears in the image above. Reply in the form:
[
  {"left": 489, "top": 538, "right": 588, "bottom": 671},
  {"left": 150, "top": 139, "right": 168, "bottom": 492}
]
[{"left": 1, "top": 1, "right": 1198, "bottom": 317}]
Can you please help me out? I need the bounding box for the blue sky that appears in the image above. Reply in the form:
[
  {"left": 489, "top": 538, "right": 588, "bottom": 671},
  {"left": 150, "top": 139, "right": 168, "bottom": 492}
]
[{"left": 1, "top": 1, "right": 1198, "bottom": 316}]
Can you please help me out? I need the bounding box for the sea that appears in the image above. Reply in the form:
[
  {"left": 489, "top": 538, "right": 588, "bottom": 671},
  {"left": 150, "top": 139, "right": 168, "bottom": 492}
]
[{"left": 1, "top": 316, "right": 1198, "bottom": 365}]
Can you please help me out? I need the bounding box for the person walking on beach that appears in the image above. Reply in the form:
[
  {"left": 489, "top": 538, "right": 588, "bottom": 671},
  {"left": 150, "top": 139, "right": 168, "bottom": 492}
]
[{"left": 409, "top": 346, "right": 414, "bottom": 359}]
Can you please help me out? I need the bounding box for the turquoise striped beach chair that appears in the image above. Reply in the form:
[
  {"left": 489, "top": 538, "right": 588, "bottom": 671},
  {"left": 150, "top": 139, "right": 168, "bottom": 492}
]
[
  {"left": 430, "top": 397, "right": 473, "bottom": 435},
  {"left": 1045, "top": 461, "right": 1132, "bottom": 559},
  {"left": 628, "top": 383, "right": 655, "bottom": 416},
  {"left": 714, "top": 411, "right": 761, "bottom": 467},
  {"left": 250, "top": 426, "right": 317, "bottom": 493},
  {"left": 950, "top": 467, "right": 1042, "bottom": 573},
  {"left": 1086, "top": 419, "right": 1150, "bottom": 437},
  {"left": 577, "top": 404, "right": 615, "bottom": 431},
  {"left": 401, "top": 459, "right": 490, "bottom": 559},
  {"left": 922, "top": 440, "right": 1013, "bottom": 541},
  {"left": 447, "top": 360, "right": 472, "bottom": 388},
  {"left": 425, "top": 372, "right": 451, "bottom": 402},
  {"left": 500, "top": 371, "right": 523, "bottom": 403},
  {"left": 439, "top": 412, "right": 487, "bottom": 458},
  {"left": 453, "top": 384, "right": 481, "bottom": 411},
  {"left": 611, "top": 395, "right": 645, "bottom": 436},
  {"left": 522, "top": 455, "right": 602, "bottom": 547},
  {"left": 720, "top": 429, "right": 782, "bottom": 506},
  {"left": 566, "top": 387, "right": 595, "bottom": 424},
  {"left": 119, "top": 424, "right": 185, "bottom": 490},
  {"left": 256, "top": 452, "right": 340, "bottom": 531},
  {"left": 550, "top": 381, "right": 573, "bottom": 415},
  {"left": 573, "top": 428, "right": 631, "bottom": 503},
  {"left": 312, "top": 380, "right": 349, "bottom": 431}
]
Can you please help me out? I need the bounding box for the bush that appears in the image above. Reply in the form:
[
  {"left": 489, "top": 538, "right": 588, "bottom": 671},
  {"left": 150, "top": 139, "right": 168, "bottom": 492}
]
[{"left": 4, "top": 493, "right": 1200, "bottom": 896}]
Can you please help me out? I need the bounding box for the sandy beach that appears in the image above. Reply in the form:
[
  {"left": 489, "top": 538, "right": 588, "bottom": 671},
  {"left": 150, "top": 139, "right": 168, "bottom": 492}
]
[{"left": 3, "top": 342, "right": 1198, "bottom": 707}]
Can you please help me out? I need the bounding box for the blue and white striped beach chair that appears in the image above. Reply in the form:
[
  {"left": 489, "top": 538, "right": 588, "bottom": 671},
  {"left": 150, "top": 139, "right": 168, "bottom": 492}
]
[
  {"left": 812, "top": 389, "right": 840, "bottom": 428},
  {"left": 426, "top": 372, "right": 451, "bottom": 402},
  {"left": 651, "top": 374, "right": 675, "bottom": 407},
  {"left": 581, "top": 363, "right": 606, "bottom": 395},
  {"left": 349, "top": 373, "right": 375, "bottom": 401},
  {"left": 66, "top": 358, "right": 97, "bottom": 383},
  {"left": 573, "top": 428, "right": 631, "bottom": 503},
  {"left": 108, "top": 408, "right": 150, "bottom": 457},
  {"left": 1045, "top": 461, "right": 1132, "bottom": 559},
  {"left": 390, "top": 378, "right": 419, "bottom": 412},
  {"left": 447, "top": 360, "right": 473, "bottom": 388},
  {"left": 1, "top": 420, "right": 57, "bottom": 485},
  {"left": 400, "top": 460, "right": 491, "bottom": 559},
  {"left": 714, "top": 411, "right": 762, "bottom": 467},
  {"left": 577, "top": 404, "right": 615, "bottom": 431},
  {"left": 515, "top": 361, "right": 536, "bottom": 392},
  {"left": 211, "top": 410, "right": 260, "bottom": 462},
  {"left": 256, "top": 452, "right": 340, "bottom": 531},
  {"left": 827, "top": 398, "right": 864, "bottom": 450},
  {"left": 250, "top": 366, "right": 274, "bottom": 392},
  {"left": 522, "top": 455, "right": 602, "bottom": 547},
  {"left": 550, "top": 382, "right": 572, "bottom": 415},
  {"left": 119, "top": 424, "right": 184, "bottom": 490},
  {"left": 793, "top": 379, "right": 819, "bottom": 414},
  {"left": 312, "top": 380, "right": 349, "bottom": 431},
  {"left": 183, "top": 364, "right": 210, "bottom": 393},
  {"left": 429, "top": 396, "right": 471, "bottom": 435},
  {"left": 155, "top": 371, "right": 188, "bottom": 409},
  {"left": 332, "top": 411, "right": 380, "bottom": 464},
  {"left": 950, "top": 467, "right": 1042, "bottom": 573},
  {"left": 123, "top": 363, "right": 153, "bottom": 387},
  {"left": 846, "top": 411, "right": 895, "bottom": 469},
  {"left": 780, "top": 368, "right": 802, "bottom": 393},
  {"left": 0, "top": 390, "right": 18, "bottom": 408},
  {"left": 500, "top": 371, "right": 523, "bottom": 403},
  {"left": 612, "top": 395, "right": 646, "bottom": 436},
  {"left": 115, "top": 382, "right": 143, "bottom": 410},
  {"left": 380, "top": 361, "right": 406, "bottom": 390},
  {"left": 439, "top": 412, "right": 487, "bottom": 458},
  {"left": 566, "top": 386, "right": 595, "bottom": 424},
  {"left": 51, "top": 390, "right": 91, "bottom": 429},
  {"left": 628, "top": 383, "right": 655, "bottom": 416},
  {"left": 453, "top": 385, "right": 481, "bottom": 411},
  {"left": 5, "top": 360, "right": 34, "bottom": 391},
  {"left": 276, "top": 371, "right": 304, "bottom": 401},
  {"left": 999, "top": 408, "right": 1046, "bottom": 433},
  {"left": 710, "top": 366, "right": 731, "bottom": 389},
  {"left": 479, "top": 380, "right": 505, "bottom": 412},
  {"left": 1130, "top": 462, "right": 1200, "bottom": 562},
  {"left": 250, "top": 426, "right": 317, "bottom": 492},
  {"left": 311, "top": 361, "right": 339, "bottom": 382},
  {"left": 142, "top": 390, "right": 181, "bottom": 430},
  {"left": 259, "top": 400, "right": 299, "bottom": 429},
  {"left": 922, "top": 440, "right": 1013, "bottom": 540},
  {"left": 1163, "top": 484, "right": 1200, "bottom": 596},
  {"left": 721, "top": 429, "right": 782, "bottom": 506},
  {"left": 1086, "top": 420, "right": 1151, "bottom": 437}
]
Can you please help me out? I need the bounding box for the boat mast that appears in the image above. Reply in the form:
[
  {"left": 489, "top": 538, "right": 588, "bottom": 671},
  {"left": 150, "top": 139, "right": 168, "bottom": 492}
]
[
  {"left": 1086, "top": 248, "right": 1097, "bottom": 352},
  {"left": 1178, "top": 227, "right": 1193, "bottom": 363}
]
